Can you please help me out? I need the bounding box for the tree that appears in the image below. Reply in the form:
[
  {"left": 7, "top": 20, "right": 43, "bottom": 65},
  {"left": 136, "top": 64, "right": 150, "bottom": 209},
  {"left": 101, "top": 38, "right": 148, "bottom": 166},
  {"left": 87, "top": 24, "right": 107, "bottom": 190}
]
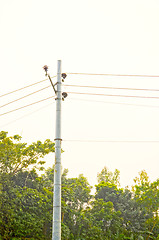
[
  {"left": 132, "top": 170, "right": 159, "bottom": 239},
  {"left": 42, "top": 167, "right": 93, "bottom": 239},
  {"left": 95, "top": 167, "right": 151, "bottom": 239},
  {"left": 97, "top": 166, "right": 120, "bottom": 187},
  {"left": 82, "top": 199, "right": 122, "bottom": 240},
  {"left": 0, "top": 131, "right": 55, "bottom": 239},
  {"left": 0, "top": 131, "right": 55, "bottom": 175},
  {"left": 1, "top": 134, "right": 159, "bottom": 240},
  {"left": 61, "top": 174, "right": 92, "bottom": 239}
]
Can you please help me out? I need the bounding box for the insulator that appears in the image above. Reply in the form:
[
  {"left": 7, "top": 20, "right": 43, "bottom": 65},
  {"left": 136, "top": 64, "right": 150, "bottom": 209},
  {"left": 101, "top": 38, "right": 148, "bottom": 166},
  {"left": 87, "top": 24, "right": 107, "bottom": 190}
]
[
  {"left": 62, "top": 92, "right": 68, "bottom": 98},
  {"left": 61, "top": 73, "right": 67, "bottom": 79},
  {"left": 43, "top": 65, "right": 48, "bottom": 73}
]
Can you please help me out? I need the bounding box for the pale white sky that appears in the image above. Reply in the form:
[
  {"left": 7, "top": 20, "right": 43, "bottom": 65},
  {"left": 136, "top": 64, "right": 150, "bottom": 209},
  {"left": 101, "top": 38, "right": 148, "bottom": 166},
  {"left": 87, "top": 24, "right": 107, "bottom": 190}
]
[{"left": 0, "top": 0, "right": 159, "bottom": 188}]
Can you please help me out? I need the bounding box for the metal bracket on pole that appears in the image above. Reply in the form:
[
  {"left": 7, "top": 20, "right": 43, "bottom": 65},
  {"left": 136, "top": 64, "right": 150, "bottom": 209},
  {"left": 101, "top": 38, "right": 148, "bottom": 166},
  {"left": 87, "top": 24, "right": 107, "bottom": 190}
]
[
  {"left": 43, "top": 65, "right": 57, "bottom": 95},
  {"left": 48, "top": 74, "right": 57, "bottom": 94}
]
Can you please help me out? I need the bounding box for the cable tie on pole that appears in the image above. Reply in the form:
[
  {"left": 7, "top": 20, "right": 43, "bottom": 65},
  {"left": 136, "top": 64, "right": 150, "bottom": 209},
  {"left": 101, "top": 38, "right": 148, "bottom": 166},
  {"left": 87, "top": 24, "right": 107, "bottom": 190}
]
[
  {"left": 55, "top": 98, "right": 62, "bottom": 100},
  {"left": 54, "top": 138, "right": 62, "bottom": 141}
]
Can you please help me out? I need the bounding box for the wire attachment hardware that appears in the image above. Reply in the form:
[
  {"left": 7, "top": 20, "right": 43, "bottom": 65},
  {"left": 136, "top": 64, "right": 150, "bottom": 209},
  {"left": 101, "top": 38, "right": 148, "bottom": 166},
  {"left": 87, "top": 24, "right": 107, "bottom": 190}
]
[
  {"left": 62, "top": 92, "right": 68, "bottom": 101},
  {"left": 61, "top": 73, "right": 67, "bottom": 82},
  {"left": 62, "top": 73, "right": 67, "bottom": 79},
  {"left": 43, "top": 65, "right": 48, "bottom": 76},
  {"left": 43, "top": 65, "right": 57, "bottom": 94}
]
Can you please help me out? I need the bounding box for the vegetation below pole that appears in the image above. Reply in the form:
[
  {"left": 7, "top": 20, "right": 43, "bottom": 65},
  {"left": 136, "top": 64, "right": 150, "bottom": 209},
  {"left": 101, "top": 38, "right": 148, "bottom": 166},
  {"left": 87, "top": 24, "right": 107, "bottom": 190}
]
[{"left": 0, "top": 132, "right": 159, "bottom": 240}]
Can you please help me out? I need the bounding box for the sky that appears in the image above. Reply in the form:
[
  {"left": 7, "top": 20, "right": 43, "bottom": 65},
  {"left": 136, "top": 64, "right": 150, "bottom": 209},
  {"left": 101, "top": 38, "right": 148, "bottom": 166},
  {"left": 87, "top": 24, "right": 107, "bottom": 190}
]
[{"left": 0, "top": 0, "right": 159, "bottom": 188}]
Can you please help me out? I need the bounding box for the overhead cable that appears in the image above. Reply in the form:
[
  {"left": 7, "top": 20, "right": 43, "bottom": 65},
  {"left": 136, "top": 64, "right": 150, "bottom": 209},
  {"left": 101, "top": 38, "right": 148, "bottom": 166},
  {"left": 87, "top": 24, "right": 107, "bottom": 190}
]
[
  {"left": 0, "top": 85, "right": 51, "bottom": 109},
  {"left": 0, "top": 75, "right": 56, "bottom": 98},
  {"left": 0, "top": 96, "right": 55, "bottom": 117},
  {"left": 68, "top": 97, "right": 159, "bottom": 109},
  {"left": 67, "top": 91, "right": 159, "bottom": 100},
  {"left": 0, "top": 102, "right": 54, "bottom": 128},
  {"left": 67, "top": 72, "right": 159, "bottom": 78},
  {"left": 63, "top": 139, "right": 159, "bottom": 143},
  {"left": 64, "top": 84, "right": 159, "bottom": 92}
]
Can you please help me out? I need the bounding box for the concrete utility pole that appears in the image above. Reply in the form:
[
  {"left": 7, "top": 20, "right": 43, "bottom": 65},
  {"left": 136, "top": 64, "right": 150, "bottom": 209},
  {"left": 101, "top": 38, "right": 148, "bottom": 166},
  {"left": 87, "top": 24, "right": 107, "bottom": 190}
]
[
  {"left": 43, "top": 60, "right": 67, "bottom": 240},
  {"left": 53, "top": 60, "right": 62, "bottom": 240}
]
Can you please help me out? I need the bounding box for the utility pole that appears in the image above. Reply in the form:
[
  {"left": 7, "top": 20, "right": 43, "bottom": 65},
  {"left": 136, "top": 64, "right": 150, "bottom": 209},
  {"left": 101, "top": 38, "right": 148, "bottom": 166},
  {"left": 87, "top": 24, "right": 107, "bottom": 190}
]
[
  {"left": 43, "top": 60, "right": 67, "bottom": 240},
  {"left": 53, "top": 60, "right": 62, "bottom": 240}
]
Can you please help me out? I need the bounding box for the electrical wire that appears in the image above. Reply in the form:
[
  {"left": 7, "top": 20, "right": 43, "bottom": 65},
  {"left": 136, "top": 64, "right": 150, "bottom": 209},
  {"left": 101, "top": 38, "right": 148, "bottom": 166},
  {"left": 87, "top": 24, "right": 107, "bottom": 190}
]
[
  {"left": 67, "top": 72, "right": 159, "bottom": 78},
  {"left": 0, "top": 96, "right": 55, "bottom": 117},
  {"left": 68, "top": 97, "right": 159, "bottom": 109},
  {"left": 63, "top": 139, "right": 159, "bottom": 143},
  {"left": 0, "top": 102, "right": 54, "bottom": 128},
  {"left": 67, "top": 91, "right": 159, "bottom": 100},
  {"left": 0, "top": 85, "right": 51, "bottom": 109},
  {"left": 1, "top": 72, "right": 158, "bottom": 99},
  {"left": 3, "top": 83, "right": 159, "bottom": 110},
  {"left": 2, "top": 91, "right": 159, "bottom": 118},
  {"left": 0, "top": 75, "right": 56, "bottom": 98},
  {"left": 64, "top": 84, "right": 159, "bottom": 92}
]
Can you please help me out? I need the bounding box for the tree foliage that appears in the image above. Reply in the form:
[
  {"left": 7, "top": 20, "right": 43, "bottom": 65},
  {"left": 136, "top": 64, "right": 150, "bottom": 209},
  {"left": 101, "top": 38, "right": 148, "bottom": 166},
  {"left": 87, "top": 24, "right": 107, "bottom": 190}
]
[{"left": 0, "top": 131, "right": 159, "bottom": 240}]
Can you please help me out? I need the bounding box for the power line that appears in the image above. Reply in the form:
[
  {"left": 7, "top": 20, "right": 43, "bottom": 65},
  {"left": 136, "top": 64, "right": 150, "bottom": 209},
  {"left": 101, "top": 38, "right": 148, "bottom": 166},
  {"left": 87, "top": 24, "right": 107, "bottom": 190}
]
[
  {"left": 64, "top": 84, "right": 159, "bottom": 92},
  {"left": 0, "top": 85, "right": 51, "bottom": 109},
  {"left": 0, "top": 102, "right": 54, "bottom": 128},
  {"left": 3, "top": 83, "right": 159, "bottom": 111},
  {"left": 68, "top": 97, "right": 159, "bottom": 109},
  {"left": 67, "top": 72, "right": 159, "bottom": 78},
  {"left": 0, "top": 96, "right": 55, "bottom": 117},
  {"left": 63, "top": 139, "right": 159, "bottom": 143},
  {"left": 67, "top": 91, "right": 159, "bottom": 100},
  {"left": 0, "top": 75, "right": 56, "bottom": 98}
]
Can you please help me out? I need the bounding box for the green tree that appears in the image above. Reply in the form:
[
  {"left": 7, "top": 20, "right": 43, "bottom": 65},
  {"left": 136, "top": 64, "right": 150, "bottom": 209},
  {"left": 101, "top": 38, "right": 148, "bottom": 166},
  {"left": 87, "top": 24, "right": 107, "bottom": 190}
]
[
  {"left": 0, "top": 131, "right": 55, "bottom": 174},
  {"left": 0, "top": 131, "right": 55, "bottom": 239},
  {"left": 132, "top": 170, "right": 159, "bottom": 239},
  {"left": 42, "top": 167, "right": 92, "bottom": 239},
  {"left": 97, "top": 166, "right": 120, "bottom": 187},
  {"left": 84, "top": 199, "right": 122, "bottom": 240},
  {"left": 95, "top": 167, "right": 151, "bottom": 239},
  {"left": 61, "top": 174, "right": 92, "bottom": 239},
  {"left": 1, "top": 134, "right": 159, "bottom": 240}
]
